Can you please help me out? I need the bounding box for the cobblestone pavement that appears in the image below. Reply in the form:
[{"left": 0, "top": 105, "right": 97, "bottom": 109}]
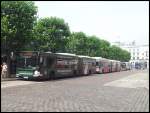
[
  {"left": 1, "top": 70, "right": 149, "bottom": 112},
  {"left": 104, "top": 71, "right": 149, "bottom": 89}
]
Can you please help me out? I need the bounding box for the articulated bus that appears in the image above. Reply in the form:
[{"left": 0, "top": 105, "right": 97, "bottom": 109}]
[
  {"left": 16, "top": 51, "right": 96, "bottom": 80},
  {"left": 95, "top": 58, "right": 121, "bottom": 73},
  {"left": 93, "top": 57, "right": 102, "bottom": 74},
  {"left": 111, "top": 60, "right": 121, "bottom": 72},
  {"left": 100, "top": 58, "right": 111, "bottom": 73},
  {"left": 78, "top": 55, "right": 96, "bottom": 75},
  {"left": 110, "top": 60, "right": 116, "bottom": 72},
  {"left": 116, "top": 60, "right": 121, "bottom": 72},
  {"left": 16, "top": 51, "right": 130, "bottom": 80},
  {"left": 16, "top": 51, "right": 79, "bottom": 80},
  {"left": 93, "top": 57, "right": 111, "bottom": 73}
]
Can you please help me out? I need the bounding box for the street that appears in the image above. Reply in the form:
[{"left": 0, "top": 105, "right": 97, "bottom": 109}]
[{"left": 1, "top": 69, "right": 149, "bottom": 112}]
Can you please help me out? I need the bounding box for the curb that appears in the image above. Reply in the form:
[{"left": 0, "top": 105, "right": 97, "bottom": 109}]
[{"left": 1, "top": 78, "right": 18, "bottom": 81}]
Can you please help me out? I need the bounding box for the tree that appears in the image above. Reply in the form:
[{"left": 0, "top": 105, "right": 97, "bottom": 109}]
[
  {"left": 1, "top": 16, "right": 17, "bottom": 54},
  {"left": 85, "top": 36, "right": 101, "bottom": 57},
  {"left": 33, "top": 17, "right": 70, "bottom": 52},
  {"left": 1, "top": 1, "right": 37, "bottom": 76},
  {"left": 108, "top": 45, "right": 131, "bottom": 62},
  {"left": 98, "top": 39, "right": 110, "bottom": 58},
  {"left": 1, "top": 1, "right": 37, "bottom": 52},
  {"left": 66, "top": 32, "right": 88, "bottom": 55}
]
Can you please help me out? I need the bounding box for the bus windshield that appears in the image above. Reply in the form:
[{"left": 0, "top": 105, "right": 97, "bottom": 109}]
[{"left": 16, "top": 53, "right": 38, "bottom": 68}]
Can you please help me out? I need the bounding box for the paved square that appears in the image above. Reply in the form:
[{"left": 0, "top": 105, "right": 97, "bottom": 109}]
[{"left": 1, "top": 70, "right": 149, "bottom": 112}]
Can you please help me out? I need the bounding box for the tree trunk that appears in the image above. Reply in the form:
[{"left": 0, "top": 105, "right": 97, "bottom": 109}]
[{"left": 6, "top": 55, "right": 11, "bottom": 78}]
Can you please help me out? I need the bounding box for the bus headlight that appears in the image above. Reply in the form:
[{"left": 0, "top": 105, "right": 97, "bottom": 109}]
[{"left": 33, "top": 70, "right": 41, "bottom": 77}]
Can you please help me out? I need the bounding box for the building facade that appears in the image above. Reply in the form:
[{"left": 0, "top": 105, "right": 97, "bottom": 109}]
[{"left": 111, "top": 41, "right": 149, "bottom": 69}]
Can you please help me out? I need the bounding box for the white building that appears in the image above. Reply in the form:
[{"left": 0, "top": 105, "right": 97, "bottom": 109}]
[{"left": 111, "top": 41, "right": 149, "bottom": 69}]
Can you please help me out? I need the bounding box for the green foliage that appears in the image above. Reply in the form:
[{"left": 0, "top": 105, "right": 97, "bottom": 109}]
[
  {"left": 107, "top": 45, "right": 131, "bottom": 62},
  {"left": 66, "top": 32, "right": 130, "bottom": 61},
  {"left": 84, "top": 36, "right": 101, "bottom": 57},
  {"left": 1, "top": 16, "right": 17, "bottom": 39},
  {"left": 33, "top": 17, "right": 70, "bottom": 52},
  {"left": 98, "top": 39, "right": 110, "bottom": 58},
  {"left": 66, "top": 32, "right": 89, "bottom": 55},
  {"left": 1, "top": 1, "right": 37, "bottom": 52}
]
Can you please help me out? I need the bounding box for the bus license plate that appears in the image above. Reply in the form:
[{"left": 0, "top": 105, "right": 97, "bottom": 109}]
[{"left": 24, "top": 76, "right": 28, "bottom": 79}]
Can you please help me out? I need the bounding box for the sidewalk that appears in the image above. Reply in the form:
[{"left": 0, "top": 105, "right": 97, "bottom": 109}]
[{"left": 1, "top": 77, "right": 18, "bottom": 82}]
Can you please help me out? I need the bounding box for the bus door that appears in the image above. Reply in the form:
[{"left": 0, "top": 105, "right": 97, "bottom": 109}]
[
  {"left": 99, "top": 61, "right": 103, "bottom": 73},
  {"left": 39, "top": 54, "right": 55, "bottom": 77},
  {"left": 96, "top": 61, "right": 100, "bottom": 73},
  {"left": 83, "top": 59, "right": 88, "bottom": 75},
  {"left": 110, "top": 61, "right": 112, "bottom": 72}
]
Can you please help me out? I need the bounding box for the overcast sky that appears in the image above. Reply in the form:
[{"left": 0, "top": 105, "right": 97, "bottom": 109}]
[{"left": 34, "top": 1, "right": 149, "bottom": 45}]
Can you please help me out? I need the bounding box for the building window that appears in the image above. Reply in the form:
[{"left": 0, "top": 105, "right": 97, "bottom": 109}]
[
  {"left": 137, "top": 57, "right": 139, "bottom": 60},
  {"left": 137, "top": 52, "right": 139, "bottom": 55},
  {"left": 133, "top": 57, "right": 135, "bottom": 60}
]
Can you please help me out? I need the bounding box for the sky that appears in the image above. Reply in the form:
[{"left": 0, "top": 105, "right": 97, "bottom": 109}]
[{"left": 34, "top": 1, "right": 149, "bottom": 45}]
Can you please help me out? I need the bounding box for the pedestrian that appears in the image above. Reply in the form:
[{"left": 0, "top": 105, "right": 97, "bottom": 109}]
[{"left": 1, "top": 62, "right": 8, "bottom": 79}]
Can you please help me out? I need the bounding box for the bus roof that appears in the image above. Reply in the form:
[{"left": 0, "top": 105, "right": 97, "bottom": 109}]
[
  {"left": 77, "top": 55, "right": 91, "bottom": 58},
  {"left": 45, "top": 51, "right": 52, "bottom": 53},
  {"left": 55, "top": 53, "right": 77, "bottom": 56},
  {"left": 92, "top": 57, "right": 102, "bottom": 59},
  {"left": 109, "top": 60, "right": 121, "bottom": 62},
  {"left": 92, "top": 57, "right": 111, "bottom": 62},
  {"left": 110, "top": 59, "right": 116, "bottom": 61},
  {"left": 17, "top": 51, "right": 39, "bottom": 53}
]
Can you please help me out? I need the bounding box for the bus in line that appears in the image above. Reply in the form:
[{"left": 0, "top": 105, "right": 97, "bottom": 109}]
[{"left": 16, "top": 51, "right": 130, "bottom": 80}]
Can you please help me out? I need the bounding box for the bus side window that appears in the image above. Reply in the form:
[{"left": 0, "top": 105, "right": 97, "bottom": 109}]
[
  {"left": 65, "top": 60, "right": 69, "bottom": 68},
  {"left": 42, "top": 57, "right": 47, "bottom": 67},
  {"left": 96, "top": 62, "right": 98, "bottom": 66}
]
